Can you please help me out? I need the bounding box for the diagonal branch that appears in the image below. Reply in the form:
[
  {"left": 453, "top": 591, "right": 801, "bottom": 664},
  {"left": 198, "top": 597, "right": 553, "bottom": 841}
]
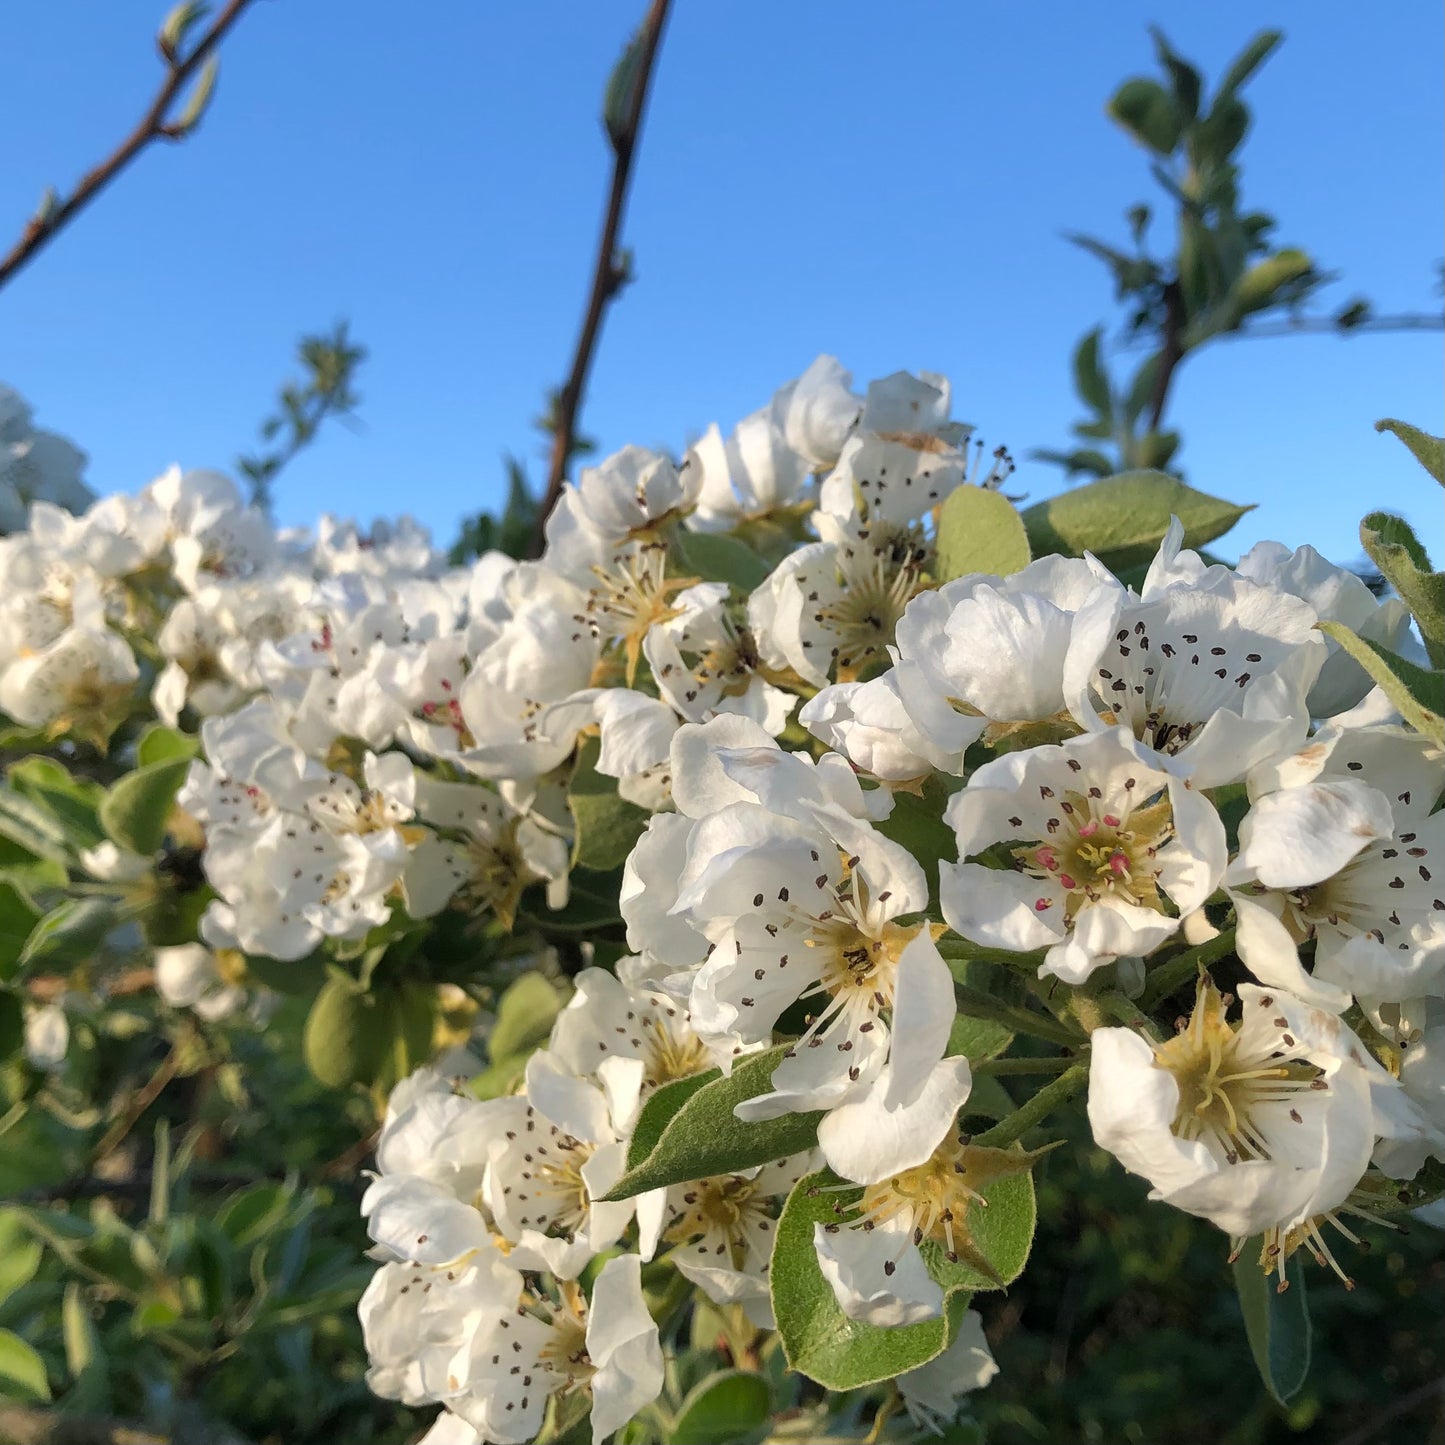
[
  {"left": 0, "top": 0, "right": 259, "bottom": 294},
  {"left": 530, "top": 0, "right": 673, "bottom": 556}
]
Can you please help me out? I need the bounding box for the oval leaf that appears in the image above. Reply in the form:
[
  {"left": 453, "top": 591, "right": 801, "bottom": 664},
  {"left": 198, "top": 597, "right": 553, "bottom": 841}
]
[
  {"left": 770, "top": 1170, "right": 972, "bottom": 1390},
  {"left": 1316, "top": 622, "right": 1445, "bottom": 746},
  {"left": 935, "top": 487, "right": 1032, "bottom": 583},
  {"left": 488, "top": 971, "right": 563, "bottom": 1064},
  {"left": 1021, "top": 470, "right": 1251, "bottom": 570},
  {"left": 604, "top": 1046, "right": 822, "bottom": 1201},
  {"left": 1233, "top": 1243, "right": 1312, "bottom": 1405},
  {"left": 672, "top": 1369, "right": 772, "bottom": 1445},
  {"left": 100, "top": 756, "right": 191, "bottom": 856},
  {"left": 0, "top": 1325, "right": 51, "bottom": 1402}
]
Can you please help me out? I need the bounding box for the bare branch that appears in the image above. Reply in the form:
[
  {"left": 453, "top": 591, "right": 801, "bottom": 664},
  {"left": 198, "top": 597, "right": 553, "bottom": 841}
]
[
  {"left": 0, "top": 0, "right": 259, "bottom": 294},
  {"left": 531, "top": 0, "right": 673, "bottom": 556}
]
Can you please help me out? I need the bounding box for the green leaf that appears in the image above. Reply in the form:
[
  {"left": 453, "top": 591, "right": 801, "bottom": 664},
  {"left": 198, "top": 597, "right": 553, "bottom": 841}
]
[
  {"left": 947, "top": 1010, "right": 1013, "bottom": 1064},
  {"left": 487, "top": 972, "right": 562, "bottom": 1064},
  {"left": 569, "top": 738, "right": 649, "bottom": 872},
  {"left": 672, "top": 1370, "right": 772, "bottom": 1445},
  {"left": 934, "top": 487, "right": 1032, "bottom": 583},
  {"left": 0, "top": 991, "right": 24, "bottom": 1059},
  {"left": 675, "top": 530, "right": 773, "bottom": 593},
  {"left": 1317, "top": 623, "right": 1445, "bottom": 745},
  {"left": 1233, "top": 1243, "right": 1311, "bottom": 1405},
  {"left": 136, "top": 724, "right": 201, "bottom": 768},
  {"left": 0, "top": 1210, "right": 43, "bottom": 1305},
  {"left": 1360, "top": 512, "right": 1444, "bottom": 667},
  {"left": 19, "top": 898, "right": 121, "bottom": 968},
  {"left": 603, "top": 1046, "right": 822, "bottom": 1201},
  {"left": 1376, "top": 417, "right": 1445, "bottom": 486},
  {"left": 0, "top": 882, "right": 39, "bottom": 982},
  {"left": 302, "top": 975, "right": 391, "bottom": 1089},
  {"left": 1191, "top": 95, "right": 1250, "bottom": 169},
  {"left": 1149, "top": 27, "right": 1201, "bottom": 120},
  {"left": 0, "top": 1325, "right": 51, "bottom": 1401},
  {"left": 874, "top": 777, "right": 957, "bottom": 900},
  {"left": 1071, "top": 328, "right": 1111, "bottom": 416},
  {"left": 1230, "top": 248, "right": 1313, "bottom": 316},
  {"left": 99, "top": 757, "right": 190, "bottom": 856},
  {"left": 1107, "top": 77, "right": 1182, "bottom": 154},
  {"left": 4, "top": 761, "right": 105, "bottom": 853},
  {"left": 1217, "top": 30, "right": 1283, "bottom": 100},
  {"left": 770, "top": 1171, "right": 972, "bottom": 1389},
  {"left": 1021, "top": 470, "right": 1251, "bottom": 571},
  {"left": 61, "top": 1282, "right": 97, "bottom": 1379}
]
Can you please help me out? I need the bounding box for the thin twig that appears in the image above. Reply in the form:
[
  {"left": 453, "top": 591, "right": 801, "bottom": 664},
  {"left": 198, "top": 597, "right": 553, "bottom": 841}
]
[
  {"left": 531, "top": 0, "right": 673, "bottom": 556},
  {"left": 1139, "top": 927, "right": 1237, "bottom": 1011},
  {"left": 0, "top": 0, "right": 258, "bottom": 293},
  {"left": 1331, "top": 1377, "right": 1445, "bottom": 1445},
  {"left": 972, "top": 1064, "right": 1089, "bottom": 1149},
  {"left": 91, "top": 1031, "right": 189, "bottom": 1165},
  {"left": 1146, "top": 278, "right": 1186, "bottom": 432}
]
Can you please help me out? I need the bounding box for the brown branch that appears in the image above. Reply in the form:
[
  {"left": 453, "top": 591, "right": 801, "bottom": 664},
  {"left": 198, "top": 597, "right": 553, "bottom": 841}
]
[
  {"left": 530, "top": 0, "right": 674, "bottom": 557},
  {"left": 0, "top": 0, "right": 258, "bottom": 294},
  {"left": 1146, "top": 278, "right": 1186, "bottom": 433},
  {"left": 1220, "top": 311, "right": 1445, "bottom": 340}
]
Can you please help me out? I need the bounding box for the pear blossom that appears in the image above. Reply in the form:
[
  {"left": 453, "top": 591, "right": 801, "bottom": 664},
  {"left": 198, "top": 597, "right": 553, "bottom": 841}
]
[
  {"left": 0, "top": 624, "right": 138, "bottom": 745},
  {"left": 1066, "top": 524, "right": 1326, "bottom": 788},
  {"left": 154, "top": 944, "right": 249, "bottom": 1022},
  {"left": 897, "top": 1310, "right": 999, "bottom": 1432},
  {"left": 1237, "top": 539, "right": 1419, "bottom": 716},
  {"left": 1087, "top": 980, "right": 1385, "bottom": 1244},
  {"left": 941, "top": 727, "right": 1227, "bottom": 984},
  {"left": 1230, "top": 724, "right": 1445, "bottom": 1008},
  {"left": 448, "top": 1255, "right": 663, "bottom": 1445}
]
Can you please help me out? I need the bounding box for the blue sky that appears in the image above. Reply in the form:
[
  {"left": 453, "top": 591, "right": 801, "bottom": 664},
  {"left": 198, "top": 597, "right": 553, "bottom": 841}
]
[{"left": 1, "top": 1, "right": 1440, "bottom": 567}]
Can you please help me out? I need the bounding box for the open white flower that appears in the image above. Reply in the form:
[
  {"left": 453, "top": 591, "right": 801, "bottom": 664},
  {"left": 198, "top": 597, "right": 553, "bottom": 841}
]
[
  {"left": 886, "top": 555, "right": 1121, "bottom": 772},
  {"left": 449, "top": 1255, "right": 663, "bottom": 1445},
  {"left": 1230, "top": 724, "right": 1445, "bottom": 1008},
  {"left": 1088, "top": 980, "right": 1380, "bottom": 1245},
  {"left": 0, "top": 624, "right": 137, "bottom": 746},
  {"left": 1066, "top": 525, "right": 1325, "bottom": 788},
  {"left": 1237, "top": 540, "right": 1418, "bottom": 717},
  {"left": 941, "top": 727, "right": 1226, "bottom": 984},
  {"left": 897, "top": 1309, "right": 999, "bottom": 1432}
]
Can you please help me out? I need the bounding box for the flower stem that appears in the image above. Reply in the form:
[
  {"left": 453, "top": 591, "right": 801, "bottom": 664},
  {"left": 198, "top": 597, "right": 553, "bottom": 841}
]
[
  {"left": 1139, "top": 928, "right": 1237, "bottom": 1010},
  {"left": 973, "top": 1054, "right": 1081, "bottom": 1076},
  {"left": 1097, "top": 990, "right": 1163, "bottom": 1041},
  {"left": 971, "top": 1063, "right": 1089, "bottom": 1148},
  {"left": 952, "top": 983, "right": 1079, "bottom": 1047}
]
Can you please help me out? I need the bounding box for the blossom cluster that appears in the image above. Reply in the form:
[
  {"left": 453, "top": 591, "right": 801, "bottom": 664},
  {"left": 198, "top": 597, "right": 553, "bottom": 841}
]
[{"left": 3, "top": 360, "right": 1441, "bottom": 1441}]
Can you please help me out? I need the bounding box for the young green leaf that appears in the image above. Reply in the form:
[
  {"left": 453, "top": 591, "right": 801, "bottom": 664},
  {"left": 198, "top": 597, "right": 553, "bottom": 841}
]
[
  {"left": 1376, "top": 417, "right": 1445, "bottom": 486},
  {"left": 1359, "top": 511, "right": 1444, "bottom": 667},
  {"left": 1232, "top": 1244, "right": 1312, "bottom": 1405},
  {"left": 770, "top": 1170, "right": 972, "bottom": 1389},
  {"left": 674, "top": 529, "right": 773, "bottom": 593},
  {"left": 0, "top": 1326, "right": 51, "bottom": 1401},
  {"left": 935, "top": 487, "right": 1032, "bottom": 583},
  {"left": 569, "top": 738, "right": 649, "bottom": 872},
  {"left": 1071, "top": 328, "right": 1112, "bottom": 416},
  {"left": 487, "top": 972, "right": 563, "bottom": 1064},
  {"left": 1317, "top": 622, "right": 1445, "bottom": 745},
  {"left": 671, "top": 1369, "right": 773, "bottom": 1445},
  {"left": 20, "top": 898, "right": 122, "bottom": 968},
  {"left": 1020, "top": 470, "right": 1251, "bottom": 571},
  {"left": 1107, "top": 77, "right": 1182, "bottom": 155},
  {"left": 99, "top": 756, "right": 191, "bottom": 856},
  {"left": 603, "top": 1046, "right": 822, "bottom": 1201}
]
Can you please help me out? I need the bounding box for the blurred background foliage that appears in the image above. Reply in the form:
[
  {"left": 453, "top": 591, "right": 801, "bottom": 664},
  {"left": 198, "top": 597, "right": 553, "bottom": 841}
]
[{"left": 0, "top": 9, "right": 1441, "bottom": 1445}]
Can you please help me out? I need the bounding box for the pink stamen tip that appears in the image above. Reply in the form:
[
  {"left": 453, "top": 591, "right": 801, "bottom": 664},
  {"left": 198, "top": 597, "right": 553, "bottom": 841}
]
[
  {"left": 1034, "top": 898, "right": 1053, "bottom": 912},
  {"left": 1058, "top": 873, "right": 1077, "bottom": 890},
  {"left": 1077, "top": 821, "right": 1099, "bottom": 838},
  {"left": 1102, "top": 814, "right": 1121, "bottom": 828},
  {"left": 1109, "top": 853, "right": 1128, "bottom": 874},
  {"left": 1036, "top": 847, "right": 1057, "bottom": 870}
]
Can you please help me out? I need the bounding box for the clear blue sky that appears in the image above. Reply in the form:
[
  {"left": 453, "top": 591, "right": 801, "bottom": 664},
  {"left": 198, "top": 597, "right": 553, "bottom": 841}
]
[{"left": 2, "top": 1, "right": 1440, "bottom": 567}]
